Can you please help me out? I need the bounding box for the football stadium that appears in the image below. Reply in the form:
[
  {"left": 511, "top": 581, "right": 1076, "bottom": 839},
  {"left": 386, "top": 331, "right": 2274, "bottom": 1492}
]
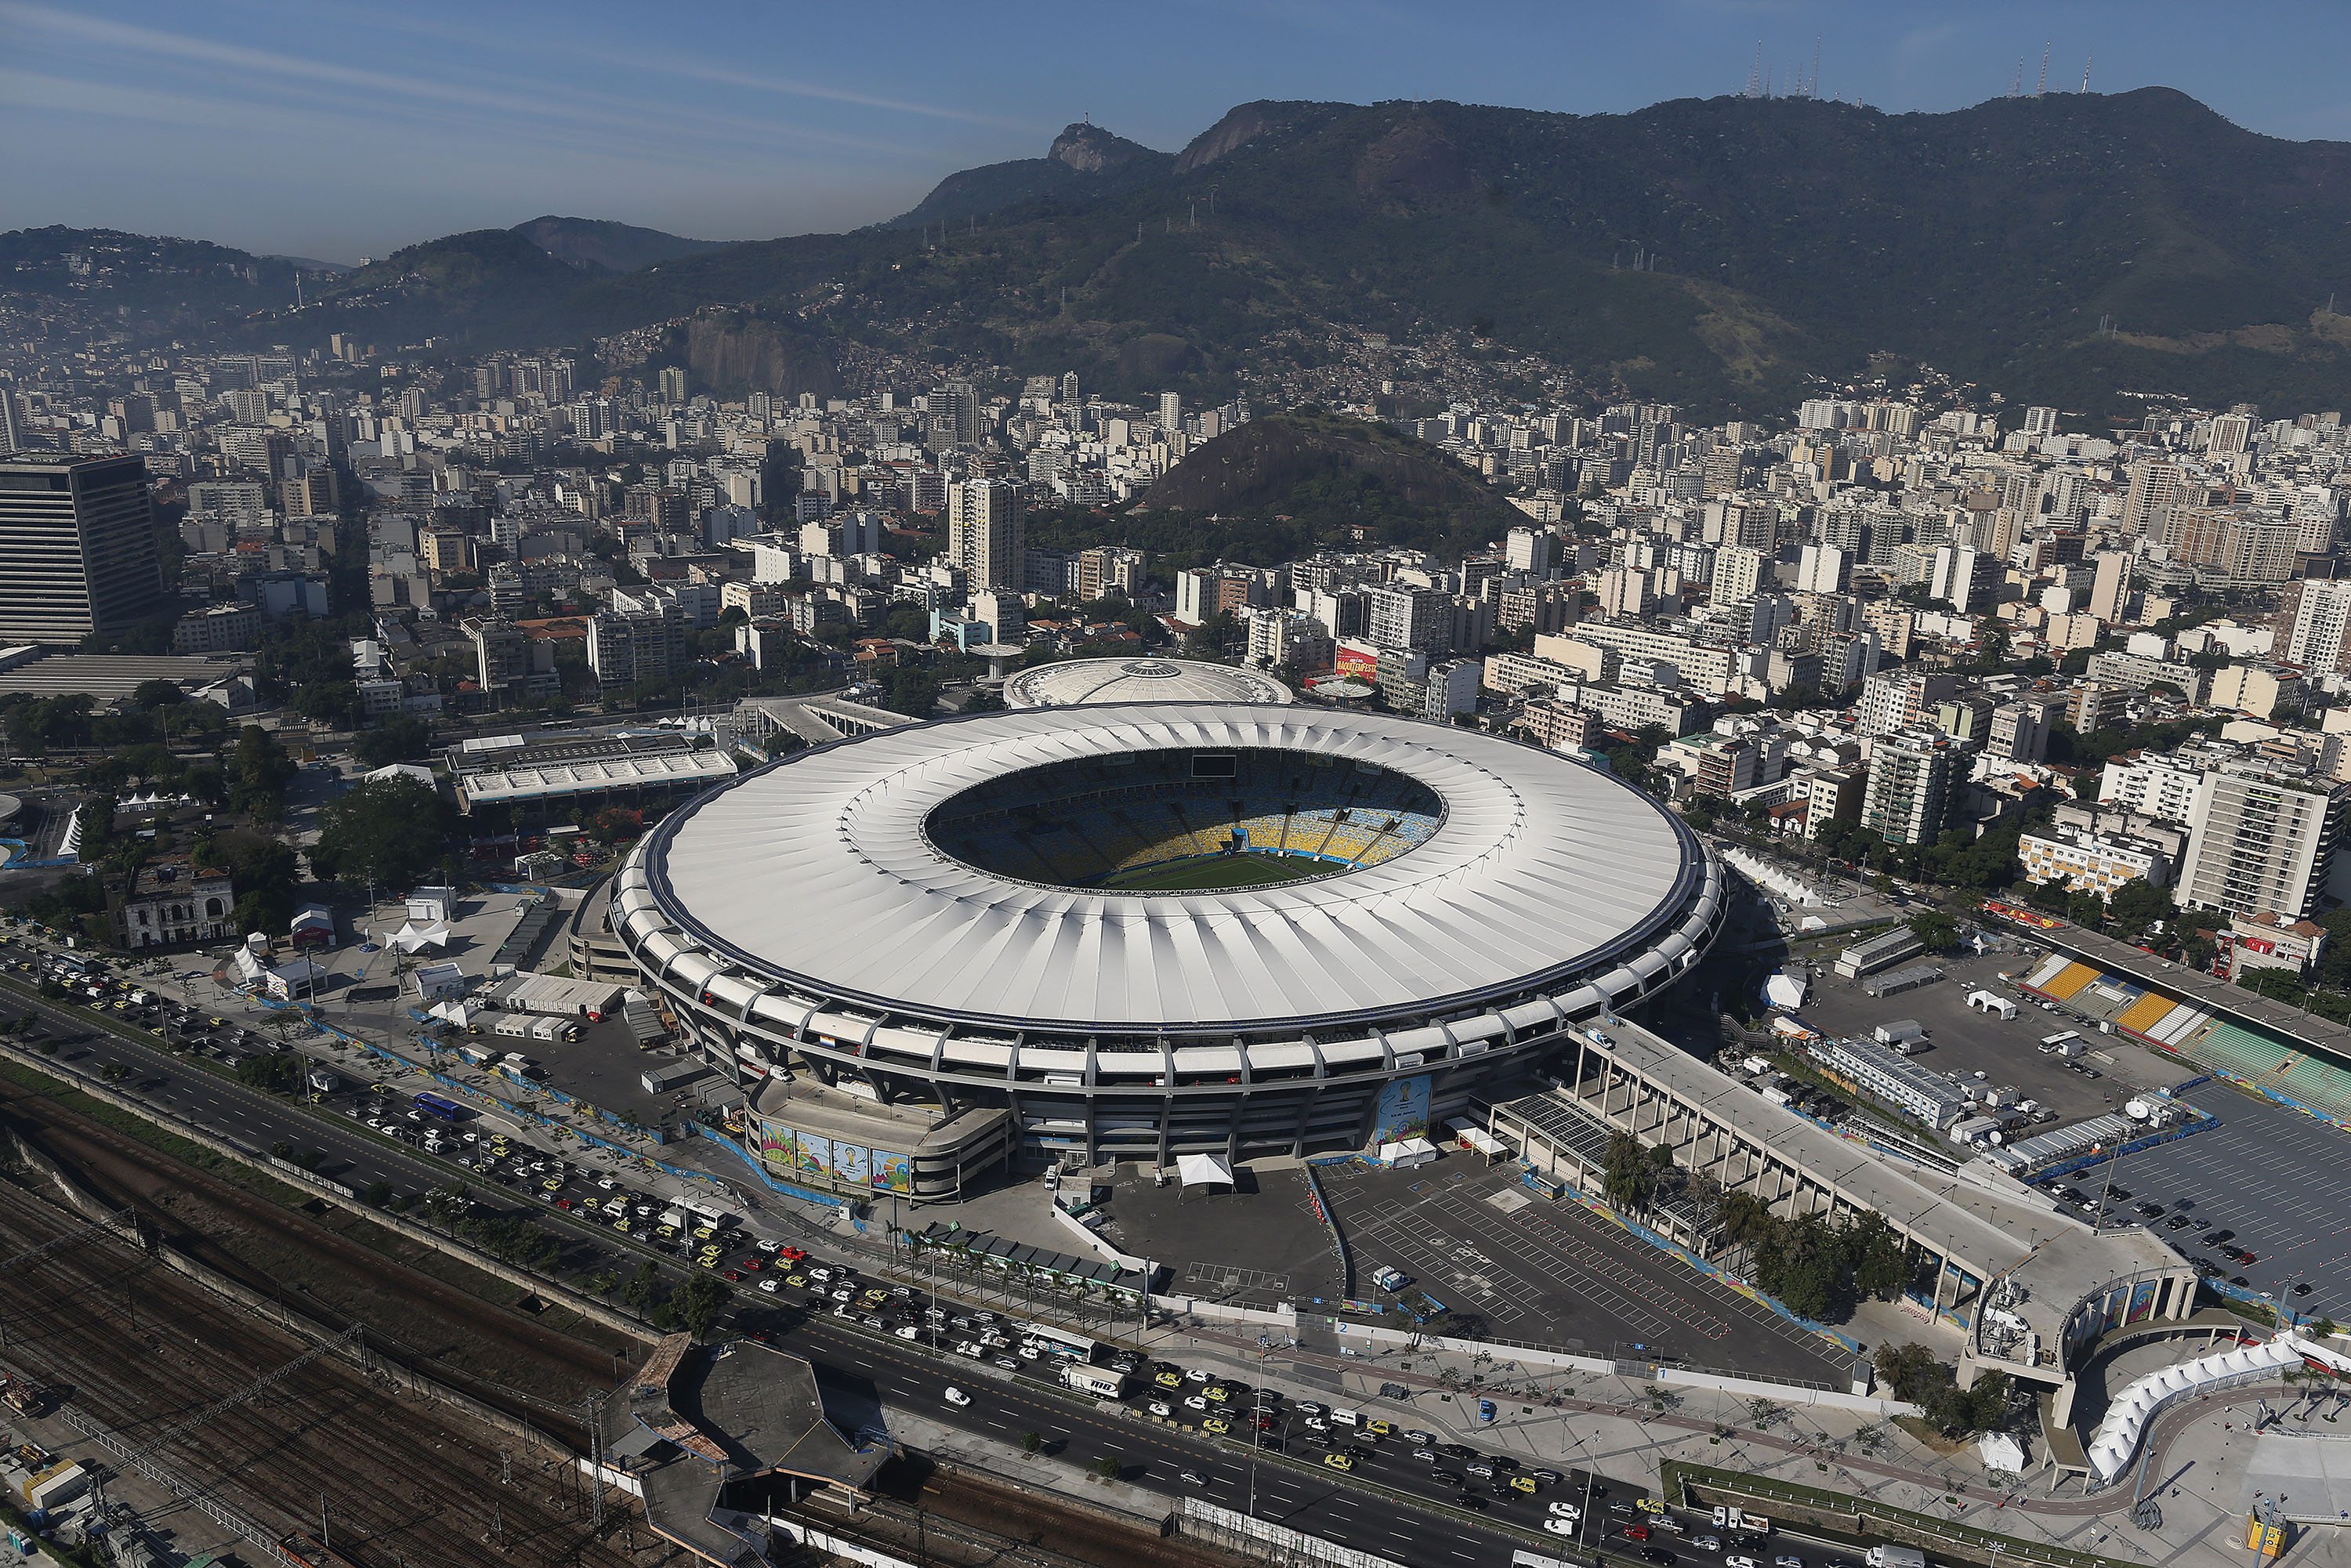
[{"left": 611, "top": 704, "right": 1724, "bottom": 1197}]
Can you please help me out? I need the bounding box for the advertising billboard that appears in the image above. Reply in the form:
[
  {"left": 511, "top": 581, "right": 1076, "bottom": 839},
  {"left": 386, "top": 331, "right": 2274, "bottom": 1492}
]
[
  {"left": 872, "top": 1151, "right": 913, "bottom": 1193},
  {"left": 757, "top": 1119, "right": 795, "bottom": 1169},
  {"left": 831, "top": 1141, "right": 872, "bottom": 1187},
  {"left": 1372, "top": 1074, "right": 1432, "bottom": 1143},
  {"left": 793, "top": 1133, "right": 835, "bottom": 1181}
]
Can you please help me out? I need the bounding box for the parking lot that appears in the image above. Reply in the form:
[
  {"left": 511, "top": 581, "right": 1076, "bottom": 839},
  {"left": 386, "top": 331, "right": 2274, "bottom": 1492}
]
[
  {"left": 1320, "top": 1159, "right": 1853, "bottom": 1385},
  {"left": 1790, "top": 948, "right": 2186, "bottom": 1125},
  {"left": 1092, "top": 1165, "right": 1343, "bottom": 1311},
  {"left": 2089, "top": 1085, "right": 2351, "bottom": 1320}
]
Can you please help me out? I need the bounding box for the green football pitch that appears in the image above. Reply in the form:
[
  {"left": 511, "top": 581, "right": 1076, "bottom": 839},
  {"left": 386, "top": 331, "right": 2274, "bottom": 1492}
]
[{"left": 1097, "top": 853, "right": 1333, "bottom": 891}]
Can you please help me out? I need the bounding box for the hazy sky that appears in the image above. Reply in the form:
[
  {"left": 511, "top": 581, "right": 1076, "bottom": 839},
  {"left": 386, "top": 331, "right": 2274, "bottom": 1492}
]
[{"left": 7, "top": 0, "right": 2351, "bottom": 263}]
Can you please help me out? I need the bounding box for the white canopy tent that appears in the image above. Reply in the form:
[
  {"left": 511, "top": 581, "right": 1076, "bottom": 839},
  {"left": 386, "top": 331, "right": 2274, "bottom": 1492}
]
[
  {"left": 1763, "top": 972, "right": 1807, "bottom": 1009},
  {"left": 1175, "top": 1153, "right": 1233, "bottom": 1189},
  {"left": 391, "top": 920, "right": 451, "bottom": 954},
  {"left": 1380, "top": 1137, "right": 1440, "bottom": 1168}
]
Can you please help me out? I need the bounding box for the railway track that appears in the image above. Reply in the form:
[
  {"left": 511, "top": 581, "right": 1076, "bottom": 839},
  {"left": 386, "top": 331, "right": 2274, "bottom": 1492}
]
[
  {"left": 0, "top": 1178, "right": 641, "bottom": 1568},
  {"left": 0, "top": 1074, "right": 624, "bottom": 1428}
]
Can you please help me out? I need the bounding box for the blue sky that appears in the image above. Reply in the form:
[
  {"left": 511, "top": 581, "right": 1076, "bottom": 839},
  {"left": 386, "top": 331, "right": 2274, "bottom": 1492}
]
[{"left": 6, "top": 0, "right": 2350, "bottom": 263}]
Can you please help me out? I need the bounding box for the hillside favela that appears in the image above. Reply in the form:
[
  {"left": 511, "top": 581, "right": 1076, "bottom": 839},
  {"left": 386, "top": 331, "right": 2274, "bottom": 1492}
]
[{"left": 7, "top": 8, "right": 2351, "bottom": 1568}]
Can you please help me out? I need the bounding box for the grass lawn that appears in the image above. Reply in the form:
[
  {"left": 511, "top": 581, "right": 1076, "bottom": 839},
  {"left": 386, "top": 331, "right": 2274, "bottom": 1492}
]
[{"left": 1099, "top": 853, "right": 1335, "bottom": 891}]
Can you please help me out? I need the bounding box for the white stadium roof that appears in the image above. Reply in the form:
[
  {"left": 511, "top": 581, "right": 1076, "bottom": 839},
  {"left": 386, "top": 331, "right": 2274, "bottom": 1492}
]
[
  {"left": 1002, "top": 658, "right": 1291, "bottom": 709},
  {"left": 637, "top": 704, "right": 1704, "bottom": 1033}
]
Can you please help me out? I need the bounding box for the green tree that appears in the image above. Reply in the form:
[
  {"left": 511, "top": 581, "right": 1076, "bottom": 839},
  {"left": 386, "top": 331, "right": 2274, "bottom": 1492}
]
[
  {"left": 131, "top": 679, "right": 185, "bottom": 709},
  {"left": 306, "top": 776, "right": 457, "bottom": 889},
  {"left": 1907, "top": 911, "right": 1960, "bottom": 953},
  {"left": 883, "top": 668, "right": 940, "bottom": 717},
  {"left": 351, "top": 715, "right": 434, "bottom": 768},
  {"left": 293, "top": 682, "right": 367, "bottom": 730},
  {"left": 228, "top": 726, "right": 298, "bottom": 823},
  {"left": 669, "top": 1273, "right": 730, "bottom": 1336},
  {"left": 2107, "top": 879, "right": 2175, "bottom": 939},
  {"left": 1601, "top": 1132, "right": 1665, "bottom": 1209}
]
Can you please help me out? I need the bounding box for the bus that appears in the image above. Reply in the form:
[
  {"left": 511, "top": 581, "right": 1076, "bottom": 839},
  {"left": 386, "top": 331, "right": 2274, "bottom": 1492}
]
[{"left": 412, "top": 1092, "right": 465, "bottom": 1122}]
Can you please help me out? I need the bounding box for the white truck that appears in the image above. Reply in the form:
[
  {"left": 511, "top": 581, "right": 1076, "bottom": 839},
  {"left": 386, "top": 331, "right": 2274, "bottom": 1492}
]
[
  {"left": 1371, "top": 1266, "right": 1411, "bottom": 1292},
  {"left": 1062, "top": 1363, "right": 1128, "bottom": 1400},
  {"left": 1865, "top": 1548, "right": 1925, "bottom": 1568}
]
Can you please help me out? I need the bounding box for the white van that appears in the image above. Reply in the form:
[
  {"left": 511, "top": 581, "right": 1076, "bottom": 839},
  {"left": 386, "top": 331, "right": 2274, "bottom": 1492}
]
[{"left": 1330, "top": 1407, "right": 1362, "bottom": 1428}]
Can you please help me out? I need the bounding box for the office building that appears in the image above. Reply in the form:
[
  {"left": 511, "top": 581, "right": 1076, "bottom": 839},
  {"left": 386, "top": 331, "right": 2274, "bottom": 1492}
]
[{"left": 0, "top": 454, "right": 168, "bottom": 644}]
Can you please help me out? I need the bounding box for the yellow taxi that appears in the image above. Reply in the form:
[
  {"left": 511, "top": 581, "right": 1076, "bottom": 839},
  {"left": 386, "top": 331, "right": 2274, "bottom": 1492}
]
[
  {"left": 1365, "top": 1419, "right": 1393, "bottom": 1438},
  {"left": 1323, "top": 1453, "right": 1354, "bottom": 1472},
  {"left": 541, "top": 1179, "right": 562, "bottom": 1192},
  {"left": 693, "top": 1225, "right": 716, "bottom": 1241},
  {"left": 783, "top": 1274, "right": 807, "bottom": 1290},
  {"left": 655, "top": 1224, "right": 677, "bottom": 1240},
  {"left": 1154, "top": 1371, "right": 1183, "bottom": 1389},
  {"left": 1636, "top": 1497, "right": 1666, "bottom": 1515},
  {"left": 614, "top": 1219, "right": 631, "bottom": 1233},
  {"left": 1203, "top": 1416, "right": 1231, "bottom": 1435},
  {"left": 1510, "top": 1476, "right": 1538, "bottom": 1494},
  {"left": 1204, "top": 1385, "right": 1230, "bottom": 1403},
  {"left": 697, "top": 1255, "right": 718, "bottom": 1269}
]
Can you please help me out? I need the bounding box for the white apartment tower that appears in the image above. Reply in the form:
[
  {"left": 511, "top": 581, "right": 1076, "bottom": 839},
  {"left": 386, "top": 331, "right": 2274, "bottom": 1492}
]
[
  {"left": 2175, "top": 765, "right": 2351, "bottom": 921},
  {"left": 946, "top": 480, "right": 1024, "bottom": 592}
]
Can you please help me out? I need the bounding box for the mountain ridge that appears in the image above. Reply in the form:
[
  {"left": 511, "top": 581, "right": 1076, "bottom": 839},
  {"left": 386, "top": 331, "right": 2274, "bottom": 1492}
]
[{"left": 13, "top": 87, "right": 2351, "bottom": 419}]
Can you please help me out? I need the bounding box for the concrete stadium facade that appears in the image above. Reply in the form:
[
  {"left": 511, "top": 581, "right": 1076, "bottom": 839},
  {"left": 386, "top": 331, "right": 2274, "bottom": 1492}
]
[{"left": 611, "top": 704, "right": 1727, "bottom": 1167}]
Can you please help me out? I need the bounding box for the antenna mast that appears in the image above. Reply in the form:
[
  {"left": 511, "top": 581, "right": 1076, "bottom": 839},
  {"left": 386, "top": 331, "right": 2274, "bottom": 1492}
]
[
  {"left": 2038, "top": 43, "right": 2049, "bottom": 98},
  {"left": 2082, "top": 56, "right": 2092, "bottom": 93},
  {"left": 1811, "top": 37, "right": 1821, "bottom": 98}
]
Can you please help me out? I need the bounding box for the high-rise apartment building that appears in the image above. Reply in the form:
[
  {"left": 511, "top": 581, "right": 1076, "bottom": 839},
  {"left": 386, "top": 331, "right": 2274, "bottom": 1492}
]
[
  {"left": 1159, "top": 392, "right": 1183, "bottom": 434},
  {"left": 657, "top": 366, "right": 687, "bottom": 403},
  {"left": 2175, "top": 764, "right": 2351, "bottom": 921},
  {"left": 1857, "top": 670, "right": 1958, "bottom": 737},
  {"left": 2087, "top": 550, "right": 2133, "bottom": 622},
  {"left": 1794, "top": 543, "right": 1851, "bottom": 595},
  {"left": 2278, "top": 576, "right": 2351, "bottom": 675},
  {"left": 1364, "top": 585, "right": 1451, "bottom": 653},
  {"left": 946, "top": 480, "right": 1023, "bottom": 591},
  {"left": 1077, "top": 545, "right": 1147, "bottom": 602},
  {"left": 0, "top": 454, "right": 168, "bottom": 644},
  {"left": 1987, "top": 701, "right": 2052, "bottom": 764},
  {"left": 2122, "top": 460, "right": 2183, "bottom": 537},
  {"left": 1860, "top": 730, "right": 1965, "bottom": 846},
  {"left": 2023, "top": 406, "right": 2060, "bottom": 438},
  {"left": 1711, "top": 545, "right": 1766, "bottom": 605},
  {"left": 2159, "top": 507, "right": 2298, "bottom": 582}
]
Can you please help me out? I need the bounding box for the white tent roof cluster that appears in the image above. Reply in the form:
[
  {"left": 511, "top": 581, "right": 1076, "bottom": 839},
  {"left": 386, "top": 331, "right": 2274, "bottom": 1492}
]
[
  {"left": 391, "top": 921, "right": 451, "bottom": 954},
  {"left": 1763, "top": 971, "right": 1807, "bottom": 1009},
  {"left": 1379, "top": 1137, "right": 1439, "bottom": 1168},
  {"left": 2086, "top": 1332, "right": 2351, "bottom": 1482},
  {"left": 428, "top": 999, "right": 483, "bottom": 1028}
]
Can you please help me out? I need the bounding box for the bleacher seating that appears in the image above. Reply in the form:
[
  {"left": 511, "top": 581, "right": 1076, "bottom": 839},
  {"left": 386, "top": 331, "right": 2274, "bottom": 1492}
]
[{"left": 929, "top": 747, "right": 1440, "bottom": 885}]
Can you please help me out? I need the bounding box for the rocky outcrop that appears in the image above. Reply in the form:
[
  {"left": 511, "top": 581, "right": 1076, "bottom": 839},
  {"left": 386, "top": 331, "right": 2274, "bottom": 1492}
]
[
  {"left": 1047, "top": 122, "right": 1159, "bottom": 175},
  {"left": 679, "top": 312, "right": 836, "bottom": 400}
]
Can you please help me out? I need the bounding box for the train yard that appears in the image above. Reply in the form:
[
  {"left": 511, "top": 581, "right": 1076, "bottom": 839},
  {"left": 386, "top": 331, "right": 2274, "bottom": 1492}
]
[{"left": 0, "top": 1175, "right": 640, "bottom": 1568}]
